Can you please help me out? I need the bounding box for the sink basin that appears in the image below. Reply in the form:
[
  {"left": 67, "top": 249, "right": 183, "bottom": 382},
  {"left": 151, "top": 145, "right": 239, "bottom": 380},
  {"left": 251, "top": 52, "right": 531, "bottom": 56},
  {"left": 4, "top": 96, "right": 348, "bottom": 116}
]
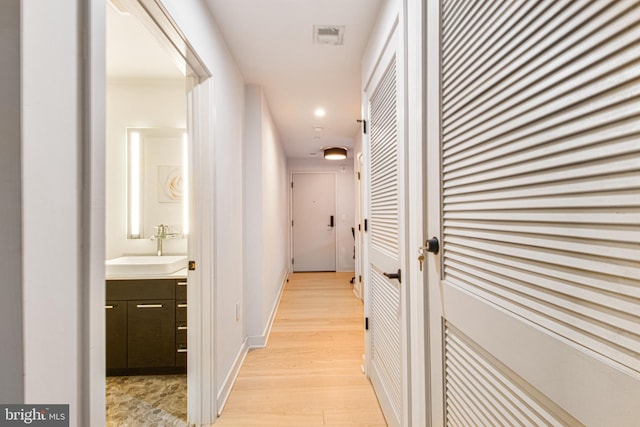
[{"left": 105, "top": 255, "right": 188, "bottom": 277}]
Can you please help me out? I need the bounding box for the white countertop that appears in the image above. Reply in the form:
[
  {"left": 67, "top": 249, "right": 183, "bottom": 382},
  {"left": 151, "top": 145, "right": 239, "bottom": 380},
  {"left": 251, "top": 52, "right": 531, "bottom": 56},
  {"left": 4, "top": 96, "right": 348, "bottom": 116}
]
[{"left": 105, "top": 268, "right": 188, "bottom": 281}]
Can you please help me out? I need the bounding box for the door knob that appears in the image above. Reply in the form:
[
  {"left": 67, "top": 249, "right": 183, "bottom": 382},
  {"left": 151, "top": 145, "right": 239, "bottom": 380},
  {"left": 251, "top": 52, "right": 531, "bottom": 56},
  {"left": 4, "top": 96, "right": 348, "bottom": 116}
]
[
  {"left": 383, "top": 269, "right": 402, "bottom": 283},
  {"left": 420, "top": 237, "right": 439, "bottom": 255}
]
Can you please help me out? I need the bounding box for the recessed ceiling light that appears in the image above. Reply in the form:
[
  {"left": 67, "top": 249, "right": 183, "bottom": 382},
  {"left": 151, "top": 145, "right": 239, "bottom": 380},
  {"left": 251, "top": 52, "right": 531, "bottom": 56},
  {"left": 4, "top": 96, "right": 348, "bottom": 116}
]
[
  {"left": 313, "top": 126, "right": 324, "bottom": 132},
  {"left": 314, "top": 108, "right": 326, "bottom": 117}
]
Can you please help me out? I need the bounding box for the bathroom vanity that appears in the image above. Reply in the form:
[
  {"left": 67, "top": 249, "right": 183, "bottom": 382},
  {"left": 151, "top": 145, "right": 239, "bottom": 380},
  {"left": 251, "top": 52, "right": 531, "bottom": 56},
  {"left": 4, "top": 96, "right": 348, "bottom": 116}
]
[{"left": 106, "top": 275, "right": 187, "bottom": 375}]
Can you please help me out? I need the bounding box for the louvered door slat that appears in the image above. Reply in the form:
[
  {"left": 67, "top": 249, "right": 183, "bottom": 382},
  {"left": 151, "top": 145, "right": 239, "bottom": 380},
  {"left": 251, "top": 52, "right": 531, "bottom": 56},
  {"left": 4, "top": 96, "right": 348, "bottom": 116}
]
[
  {"left": 441, "top": 0, "right": 640, "bottom": 393},
  {"left": 445, "top": 325, "right": 577, "bottom": 427},
  {"left": 370, "top": 55, "right": 399, "bottom": 258},
  {"left": 444, "top": 2, "right": 633, "bottom": 124},
  {"left": 367, "top": 39, "right": 402, "bottom": 426},
  {"left": 443, "top": 1, "right": 562, "bottom": 109},
  {"left": 370, "top": 269, "right": 402, "bottom": 421},
  {"left": 444, "top": 139, "right": 640, "bottom": 188},
  {"left": 445, "top": 242, "right": 640, "bottom": 299}
]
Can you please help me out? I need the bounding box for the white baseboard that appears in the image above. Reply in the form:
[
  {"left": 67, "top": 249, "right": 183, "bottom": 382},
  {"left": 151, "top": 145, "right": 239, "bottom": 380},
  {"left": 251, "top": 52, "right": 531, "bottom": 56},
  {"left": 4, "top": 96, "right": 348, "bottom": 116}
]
[
  {"left": 247, "top": 270, "right": 288, "bottom": 349},
  {"left": 217, "top": 338, "right": 248, "bottom": 415},
  {"left": 217, "top": 270, "right": 288, "bottom": 414}
]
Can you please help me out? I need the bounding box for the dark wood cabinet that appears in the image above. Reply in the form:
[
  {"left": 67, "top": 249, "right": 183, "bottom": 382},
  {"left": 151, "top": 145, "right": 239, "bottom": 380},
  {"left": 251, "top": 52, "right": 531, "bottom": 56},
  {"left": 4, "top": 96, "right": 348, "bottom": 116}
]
[
  {"left": 106, "top": 278, "right": 186, "bottom": 375},
  {"left": 175, "top": 279, "right": 188, "bottom": 367},
  {"left": 105, "top": 301, "right": 127, "bottom": 370},
  {"left": 127, "top": 300, "right": 175, "bottom": 368}
]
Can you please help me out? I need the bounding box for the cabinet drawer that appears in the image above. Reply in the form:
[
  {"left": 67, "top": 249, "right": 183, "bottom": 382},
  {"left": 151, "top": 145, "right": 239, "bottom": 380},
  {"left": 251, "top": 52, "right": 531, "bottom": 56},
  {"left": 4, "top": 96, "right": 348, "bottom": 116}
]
[
  {"left": 176, "top": 280, "right": 187, "bottom": 301},
  {"left": 107, "top": 279, "right": 175, "bottom": 301},
  {"left": 176, "top": 302, "right": 188, "bottom": 322},
  {"left": 176, "top": 323, "right": 187, "bottom": 344},
  {"left": 176, "top": 344, "right": 187, "bottom": 367}
]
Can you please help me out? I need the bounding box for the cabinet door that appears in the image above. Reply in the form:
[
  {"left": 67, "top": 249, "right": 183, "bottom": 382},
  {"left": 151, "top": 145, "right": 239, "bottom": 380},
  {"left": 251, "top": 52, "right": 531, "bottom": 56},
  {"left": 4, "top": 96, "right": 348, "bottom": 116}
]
[
  {"left": 127, "top": 300, "right": 175, "bottom": 368},
  {"left": 106, "top": 301, "right": 127, "bottom": 369}
]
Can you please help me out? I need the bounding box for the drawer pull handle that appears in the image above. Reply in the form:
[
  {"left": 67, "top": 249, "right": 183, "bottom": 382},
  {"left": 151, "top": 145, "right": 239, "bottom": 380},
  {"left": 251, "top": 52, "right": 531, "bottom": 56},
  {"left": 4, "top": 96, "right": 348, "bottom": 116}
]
[
  {"left": 177, "top": 303, "right": 188, "bottom": 308},
  {"left": 177, "top": 349, "right": 188, "bottom": 353},
  {"left": 177, "top": 326, "right": 188, "bottom": 330},
  {"left": 105, "top": 305, "right": 115, "bottom": 309},
  {"left": 136, "top": 304, "right": 163, "bottom": 308},
  {"left": 177, "top": 281, "right": 187, "bottom": 286}
]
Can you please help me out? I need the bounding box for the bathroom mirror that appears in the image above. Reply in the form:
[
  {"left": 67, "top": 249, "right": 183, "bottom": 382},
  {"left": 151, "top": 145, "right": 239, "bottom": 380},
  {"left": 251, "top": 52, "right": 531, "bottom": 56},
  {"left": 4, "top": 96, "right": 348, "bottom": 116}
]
[{"left": 127, "top": 127, "right": 188, "bottom": 239}]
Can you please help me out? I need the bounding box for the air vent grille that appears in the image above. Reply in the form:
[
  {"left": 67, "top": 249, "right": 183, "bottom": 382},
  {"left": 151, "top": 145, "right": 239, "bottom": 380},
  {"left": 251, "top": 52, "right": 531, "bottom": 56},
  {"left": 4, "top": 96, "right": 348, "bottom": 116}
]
[{"left": 313, "top": 25, "right": 345, "bottom": 45}]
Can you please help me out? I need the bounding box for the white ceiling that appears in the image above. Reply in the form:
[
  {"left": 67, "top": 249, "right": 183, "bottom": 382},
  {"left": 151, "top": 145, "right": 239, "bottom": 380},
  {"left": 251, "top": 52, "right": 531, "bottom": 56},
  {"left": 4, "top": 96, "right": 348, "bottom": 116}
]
[
  {"left": 106, "top": 4, "right": 183, "bottom": 80},
  {"left": 107, "top": 0, "right": 384, "bottom": 158}
]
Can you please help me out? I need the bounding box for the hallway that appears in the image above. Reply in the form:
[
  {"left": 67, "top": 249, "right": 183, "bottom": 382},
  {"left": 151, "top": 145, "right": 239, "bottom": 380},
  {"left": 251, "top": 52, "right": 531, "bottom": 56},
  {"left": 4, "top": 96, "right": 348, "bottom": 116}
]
[{"left": 216, "top": 272, "right": 386, "bottom": 426}]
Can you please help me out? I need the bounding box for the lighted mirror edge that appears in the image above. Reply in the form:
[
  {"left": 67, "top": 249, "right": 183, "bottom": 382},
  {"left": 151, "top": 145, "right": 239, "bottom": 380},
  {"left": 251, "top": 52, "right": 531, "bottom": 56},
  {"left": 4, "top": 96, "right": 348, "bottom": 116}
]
[
  {"left": 129, "top": 131, "right": 141, "bottom": 238},
  {"left": 182, "top": 132, "right": 189, "bottom": 236}
]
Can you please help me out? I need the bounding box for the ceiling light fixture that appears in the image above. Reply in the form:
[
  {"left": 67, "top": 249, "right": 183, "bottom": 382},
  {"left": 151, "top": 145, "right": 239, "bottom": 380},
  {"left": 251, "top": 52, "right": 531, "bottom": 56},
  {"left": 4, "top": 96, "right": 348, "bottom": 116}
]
[
  {"left": 324, "top": 147, "right": 347, "bottom": 160},
  {"left": 314, "top": 108, "right": 326, "bottom": 117}
]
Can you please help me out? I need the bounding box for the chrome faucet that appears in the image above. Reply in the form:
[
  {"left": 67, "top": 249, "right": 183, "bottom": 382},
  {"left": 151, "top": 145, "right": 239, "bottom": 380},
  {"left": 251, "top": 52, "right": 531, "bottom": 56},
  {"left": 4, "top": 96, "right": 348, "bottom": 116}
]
[{"left": 150, "top": 224, "right": 180, "bottom": 256}]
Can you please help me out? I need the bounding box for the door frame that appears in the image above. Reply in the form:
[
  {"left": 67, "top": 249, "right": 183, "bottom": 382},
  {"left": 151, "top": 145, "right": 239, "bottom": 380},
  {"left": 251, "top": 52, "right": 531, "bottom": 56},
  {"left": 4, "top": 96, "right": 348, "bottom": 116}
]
[
  {"left": 406, "top": 0, "right": 428, "bottom": 425},
  {"left": 289, "top": 170, "right": 339, "bottom": 272},
  {"left": 89, "top": 0, "right": 217, "bottom": 424}
]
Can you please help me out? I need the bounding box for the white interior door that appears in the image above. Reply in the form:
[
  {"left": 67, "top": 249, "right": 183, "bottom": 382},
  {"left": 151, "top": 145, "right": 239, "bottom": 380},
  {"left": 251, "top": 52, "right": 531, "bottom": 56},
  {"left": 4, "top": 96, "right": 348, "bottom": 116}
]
[
  {"left": 364, "top": 26, "right": 407, "bottom": 427},
  {"left": 426, "top": 1, "right": 640, "bottom": 425},
  {"left": 292, "top": 172, "right": 337, "bottom": 272}
]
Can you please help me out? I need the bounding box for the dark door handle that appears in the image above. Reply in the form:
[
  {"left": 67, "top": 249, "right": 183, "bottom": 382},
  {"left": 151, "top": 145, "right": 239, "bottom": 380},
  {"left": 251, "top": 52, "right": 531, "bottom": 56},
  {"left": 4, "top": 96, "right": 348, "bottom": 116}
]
[
  {"left": 383, "top": 269, "right": 402, "bottom": 283},
  {"left": 329, "top": 215, "right": 334, "bottom": 227},
  {"left": 420, "top": 237, "right": 440, "bottom": 255}
]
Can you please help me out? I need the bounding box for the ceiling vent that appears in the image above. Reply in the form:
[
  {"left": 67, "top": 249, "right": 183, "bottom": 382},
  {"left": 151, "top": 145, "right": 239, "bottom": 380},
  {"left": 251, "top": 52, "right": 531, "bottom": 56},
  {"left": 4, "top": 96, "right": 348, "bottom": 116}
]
[{"left": 313, "top": 25, "right": 345, "bottom": 45}]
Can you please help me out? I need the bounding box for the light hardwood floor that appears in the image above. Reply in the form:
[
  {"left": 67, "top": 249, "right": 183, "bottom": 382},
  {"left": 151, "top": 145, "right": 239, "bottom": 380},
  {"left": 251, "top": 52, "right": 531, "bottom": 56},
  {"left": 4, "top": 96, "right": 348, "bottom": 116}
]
[{"left": 215, "top": 272, "right": 387, "bottom": 426}]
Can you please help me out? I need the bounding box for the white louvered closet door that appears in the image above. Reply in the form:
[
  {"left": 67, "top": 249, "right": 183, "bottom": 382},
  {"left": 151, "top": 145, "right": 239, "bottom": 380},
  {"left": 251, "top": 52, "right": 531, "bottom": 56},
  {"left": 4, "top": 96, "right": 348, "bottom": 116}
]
[
  {"left": 426, "top": 1, "right": 640, "bottom": 426},
  {"left": 365, "top": 27, "right": 405, "bottom": 427}
]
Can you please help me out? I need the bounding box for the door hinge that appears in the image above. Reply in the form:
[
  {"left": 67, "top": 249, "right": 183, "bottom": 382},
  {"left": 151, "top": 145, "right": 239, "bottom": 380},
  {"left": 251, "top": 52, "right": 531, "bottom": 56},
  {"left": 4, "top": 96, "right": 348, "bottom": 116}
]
[
  {"left": 365, "top": 317, "right": 369, "bottom": 330},
  {"left": 358, "top": 224, "right": 361, "bottom": 231},
  {"left": 357, "top": 172, "right": 361, "bottom": 180},
  {"left": 188, "top": 260, "right": 196, "bottom": 271},
  {"left": 292, "top": 220, "right": 294, "bottom": 227},
  {"left": 291, "top": 181, "right": 294, "bottom": 188},
  {"left": 359, "top": 275, "right": 362, "bottom": 283},
  {"left": 364, "top": 219, "right": 368, "bottom": 232},
  {"left": 357, "top": 119, "right": 367, "bottom": 134},
  {"left": 292, "top": 258, "right": 294, "bottom": 265}
]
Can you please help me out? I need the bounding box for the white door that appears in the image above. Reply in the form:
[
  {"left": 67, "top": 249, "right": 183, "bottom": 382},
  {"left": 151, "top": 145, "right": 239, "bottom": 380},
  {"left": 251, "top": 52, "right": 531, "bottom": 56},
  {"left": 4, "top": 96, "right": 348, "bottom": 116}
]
[
  {"left": 291, "top": 172, "right": 337, "bottom": 272},
  {"left": 364, "top": 27, "right": 407, "bottom": 427},
  {"left": 425, "top": 1, "right": 640, "bottom": 425}
]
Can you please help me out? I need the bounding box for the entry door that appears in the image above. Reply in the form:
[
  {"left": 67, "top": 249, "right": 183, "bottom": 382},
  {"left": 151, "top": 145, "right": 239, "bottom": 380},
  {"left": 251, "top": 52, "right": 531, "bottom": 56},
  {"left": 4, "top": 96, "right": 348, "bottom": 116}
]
[
  {"left": 291, "top": 172, "right": 336, "bottom": 272},
  {"left": 364, "top": 27, "right": 406, "bottom": 427},
  {"left": 425, "top": 1, "right": 640, "bottom": 425}
]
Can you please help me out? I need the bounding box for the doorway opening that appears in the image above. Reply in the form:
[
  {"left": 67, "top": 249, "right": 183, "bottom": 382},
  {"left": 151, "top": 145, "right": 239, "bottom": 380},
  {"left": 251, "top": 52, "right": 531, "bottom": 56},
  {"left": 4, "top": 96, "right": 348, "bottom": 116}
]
[{"left": 103, "top": 0, "right": 214, "bottom": 424}]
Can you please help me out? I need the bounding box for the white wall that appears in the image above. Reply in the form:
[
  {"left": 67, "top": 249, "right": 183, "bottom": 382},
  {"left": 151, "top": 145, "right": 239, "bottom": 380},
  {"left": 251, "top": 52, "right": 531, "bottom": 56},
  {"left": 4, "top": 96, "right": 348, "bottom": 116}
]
[
  {"left": 288, "top": 158, "right": 356, "bottom": 272},
  {"left": 21, "top": 0, "right": 85, "bottom": 423},
  {"left": 159, "top": 0, "right": 247, "bottom": 407},
  {"left": 105, "top": 79, "right": 187, "bottom": 259},
  {"left": 0, "top": 0, "right": 23, "bottom": 403},
  {"left": 244, "top": 85, "right": 289, "bottom": 343}
]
